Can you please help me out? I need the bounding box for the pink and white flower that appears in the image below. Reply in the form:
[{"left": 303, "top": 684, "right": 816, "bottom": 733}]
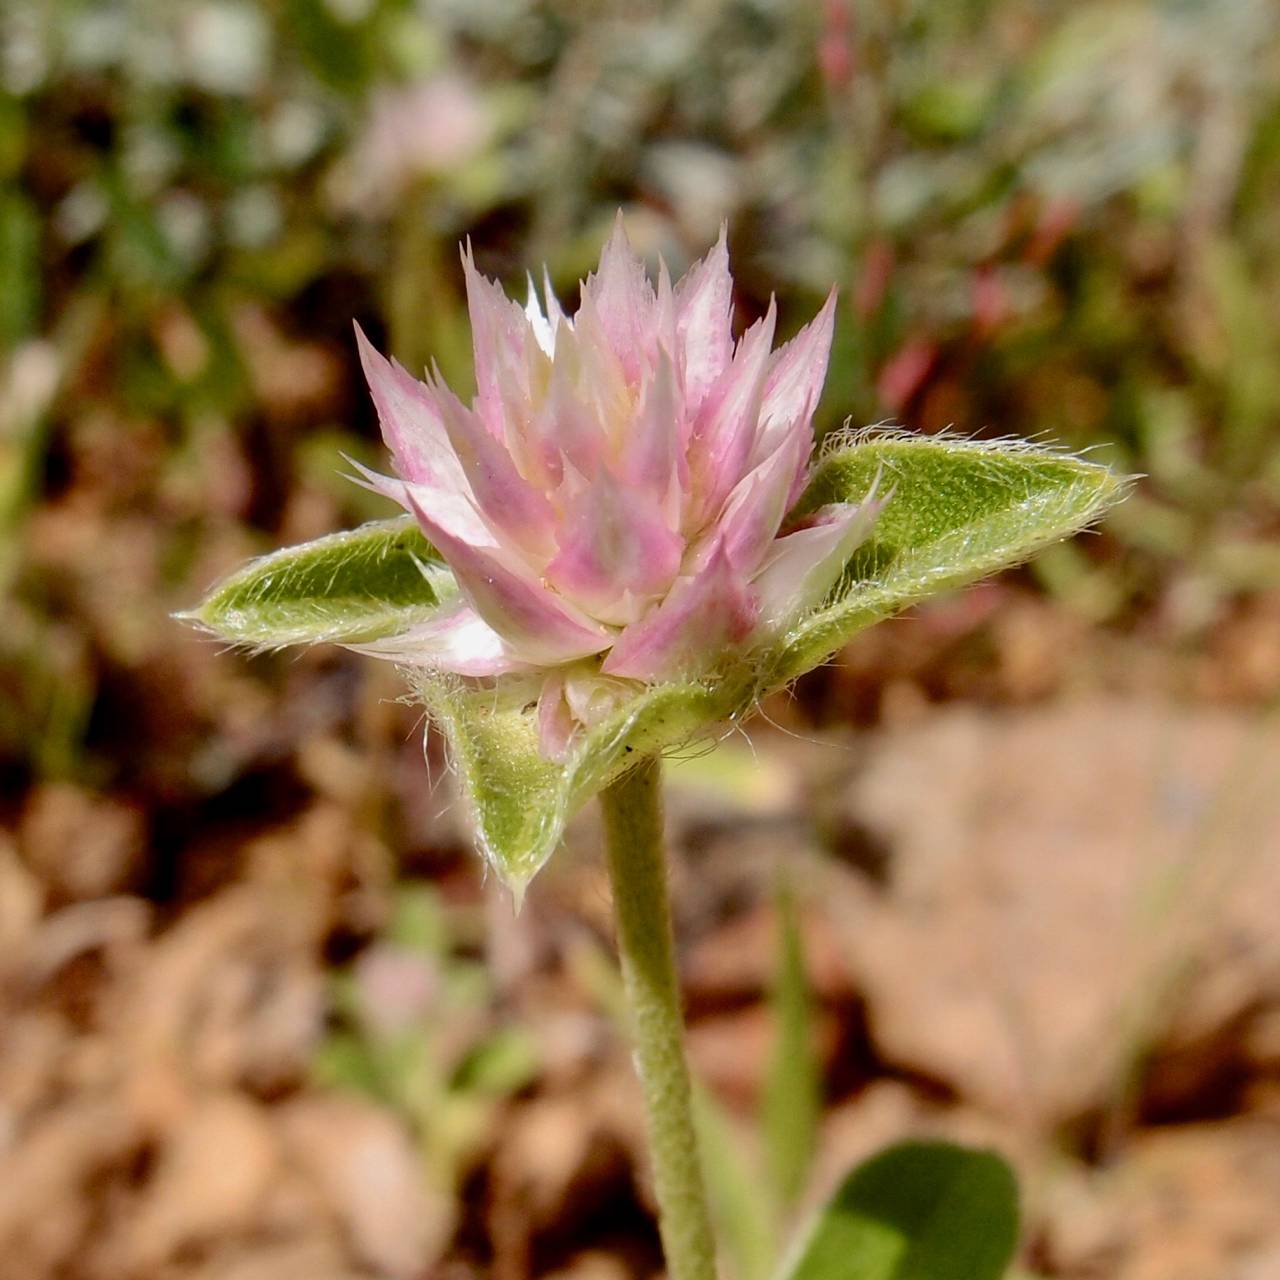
[
  {"left": 338, "top": 73, "right": 494, "bottom": 212},
  {"left": 351, "top": 217, "right": 884, "bottom": 759}
]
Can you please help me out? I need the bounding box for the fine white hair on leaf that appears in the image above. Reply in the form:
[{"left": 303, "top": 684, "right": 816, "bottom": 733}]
[{"left": 818, "top": 420, "right": 1101, "bottom": 463}]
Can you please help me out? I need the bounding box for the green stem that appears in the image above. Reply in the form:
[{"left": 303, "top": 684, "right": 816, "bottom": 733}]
[{"left": 600, "top": 757, "right": 718, "bottom": 1280}]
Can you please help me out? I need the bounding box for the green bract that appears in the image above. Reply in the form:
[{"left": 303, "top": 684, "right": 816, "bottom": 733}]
[
  {"left": 187, "top": 431, "right": 1125, "bottom": 893},
  {"left": 181, "top": 517, "right": 453, "bottom": 649}
]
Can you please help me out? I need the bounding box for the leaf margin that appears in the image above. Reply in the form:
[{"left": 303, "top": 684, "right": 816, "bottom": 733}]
[{"left": 775, "top": 428, "right": 1129, "bottom": 680}]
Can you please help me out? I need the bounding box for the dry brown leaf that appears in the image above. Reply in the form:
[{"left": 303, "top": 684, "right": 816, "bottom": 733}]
[
  {"left": 0, "top": 1100, "right": 139, "bottom": 1275},
  {"left": 122, "top": 1093, "right": 281, "bottom": 1269},
  {"left": 19, "top": 784, "right": 145, "bottom": 901},
  {"left": 278, "top": 1093, "right": 452, "bottom": 1278},
  {"left": 828, "top": 699, "right": 1280, "bottom": 1123}
]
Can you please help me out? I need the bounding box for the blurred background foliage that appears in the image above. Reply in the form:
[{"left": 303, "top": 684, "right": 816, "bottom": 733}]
[
  {"left": 4, "top": 0, "right": 1280, "bottom": 782},
  {"left": 4, "top": 3, "right": 1280, "bottom": 1277}
]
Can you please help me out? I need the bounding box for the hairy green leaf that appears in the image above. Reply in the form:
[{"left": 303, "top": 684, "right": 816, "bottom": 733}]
[
  {"left": 415, "top": 672, "right": 751, "bottom": 896},
  {"left": 777, "top": 431, "right": 1127, "bottom": 680},
  {"left": 183, "top": 517, "right": 454, "bottom": 648},
  {"left": 780, "top": 1140, "right": 1019, "bottom": 1280}
]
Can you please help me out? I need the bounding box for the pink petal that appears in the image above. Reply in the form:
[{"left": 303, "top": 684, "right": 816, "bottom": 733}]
[
  {"left": 750, "top": 289, "right": 837, "bottom": 469},
  {"left": 581, "top": 213, "right": 656, "bottom": 384},
  {"left": 687, "top": 299, "right": 777, "bottom": 527},
  {"left": 653, "top": 257, "right": 679, "bottom": 383},
  {"left": 618, "top": 345, "right": 683, "bottom": 517},
  {"left": 346, "top": 603, "right": 534, "bottom": 677},
  {"left": 674, "top": 224, "right": 734, "bottom": 412},
  {"left": 601, "top": 539, "right": 759, "bottom": 681},
  {"left": 536, "top": 671, "right": 577, "bottom": 761},
  {"left": 344, "top": 457, "right": 492, "bottom": 545},
  {"left": 405, "top": 491, "right": 613, "bottom": 666},
  {"left": 355, "top": 324, "right": 469, "bottom": 494},
  {"left": 545, "top": 468, "right": 683, "bottom": 624},
  {"left": 571, "top": 288, "right": 633, "bottom": 442},
  {"left": 538, "top": 332, "right": 606, "bottom": 478},
  {"left": 753, "top": 482, "right": 888, "bottom": 630},
  {"left": 424, "top": 369, "right": 557, "bottom": 561},
  {"left": 460, "top": 242, "right": 532, "bottom": 423},
  {"left": 703, "top": 426, "right": 810, "bottom": 575}
]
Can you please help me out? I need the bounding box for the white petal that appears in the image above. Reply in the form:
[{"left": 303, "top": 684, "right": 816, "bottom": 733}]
[
  {"left": 753, "top": 479, "right": 889, "bottom": 629},
  {"left": 346, "top": 604, "right": 533, "bottom": 677},
  {"left": 525, "top": 272, "right": 556, "bottom": 357}
]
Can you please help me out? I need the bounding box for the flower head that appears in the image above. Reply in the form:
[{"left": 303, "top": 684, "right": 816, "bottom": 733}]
[
  {"left": 351, "top": 216, "right": 884, "bottom": 758},
  {"left": 341, "top": 74, "right": 494, "bottom": 212}
]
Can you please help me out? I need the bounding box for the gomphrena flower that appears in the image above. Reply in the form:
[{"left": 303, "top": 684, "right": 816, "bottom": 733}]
[
  {"left": 349, "top": 217, "right": 884, "bottom": 759},
  {"left": 187, "top": 215, "right": 1121, "bottom": 887}
]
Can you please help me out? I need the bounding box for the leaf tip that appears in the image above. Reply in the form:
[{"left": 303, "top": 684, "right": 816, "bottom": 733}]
[
  {"left": 171, "top": 601, "right": 218, "bottom": 635},
  {"left": 506, "top": 876, "right": 530, "bottom": 913}
]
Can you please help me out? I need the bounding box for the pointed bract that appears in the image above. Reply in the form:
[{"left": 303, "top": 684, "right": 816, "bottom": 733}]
[
  {"left": 423, "top": 370, "right": 557, "bottom": 558},
  {"left": 673, "top": 225, "right": 734, "bottom": 412},
  {"left": 688, "top": 299, "right": 778, "bottom": 525},
  {"left": 461, "top": 244, "right": 526, "bottom": 390},
  {"left": 619, "top": 345, "right": 683, "bottom": 516},
  {"left": 602, "top": 539, "right": 759, "bottom": 681},
  {"left": 344, "top": 456, "right": 491, "bottom": 546},
  {"left": 355, "top": 325, "right": 469, "bottom": 494},
  {"left": 752, "top": 289, "right": 837, "bottom": 468},
  {"left": 405, "top": 491, "right": 613, "bottom": 666},
  {"left": 348, "top": 603, "right": 533, "bottom": 676},
  {"left": 583, "top": 214, "right": 657, "bottom": 383},
  {"left": 707, "top": 426, "right": 810, "bottom": 574}
]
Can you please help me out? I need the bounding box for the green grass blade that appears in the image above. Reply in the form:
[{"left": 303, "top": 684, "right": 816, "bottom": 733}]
[
  {"left": 763, "top": 878, "right": 821, "bottom": 1212},
  {"left": 694, "top": 1086, "right": 779, "bottom": 1280}
]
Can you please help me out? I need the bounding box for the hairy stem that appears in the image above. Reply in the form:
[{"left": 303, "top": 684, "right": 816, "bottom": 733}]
[{"left": 601, "top": 757, "right": 718, "bottom": 1280}]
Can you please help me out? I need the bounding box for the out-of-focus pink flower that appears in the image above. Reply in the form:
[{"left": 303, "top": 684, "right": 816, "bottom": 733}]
[
  {"left": 971, "top": 265, "right": 1008, "bottom": 338},
  {"left": 818, "top": 0, "right": 857, "bottom": 93},
  {"left": 877, "top": 338, "right": 937, "bottom": 413},
  {"left": 1025, "top": 196, "right": 1080, "bottom": 266},
  {"left": 342, "top": 73, "right": 493, "bottom": 211},
  {"left": 854, "top": 238, "right": 894, "bottom": 319},
  {"left": 352, "top": 217, "right": 884, "bottom": 759},
  {"left": 353, "top": 944, "right": 441, "bottom": 1039}
]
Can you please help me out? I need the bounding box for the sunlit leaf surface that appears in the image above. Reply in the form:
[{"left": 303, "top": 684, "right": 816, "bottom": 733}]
[
  {"left": 780, "top": 1140, "right": 1019, "bottom": 1280},
  {"left": 777, "top": 432, "right": 1126, "bottom": 679},
  {"left": 184, "top": 517, "right": 452, "bottom": 649}
]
